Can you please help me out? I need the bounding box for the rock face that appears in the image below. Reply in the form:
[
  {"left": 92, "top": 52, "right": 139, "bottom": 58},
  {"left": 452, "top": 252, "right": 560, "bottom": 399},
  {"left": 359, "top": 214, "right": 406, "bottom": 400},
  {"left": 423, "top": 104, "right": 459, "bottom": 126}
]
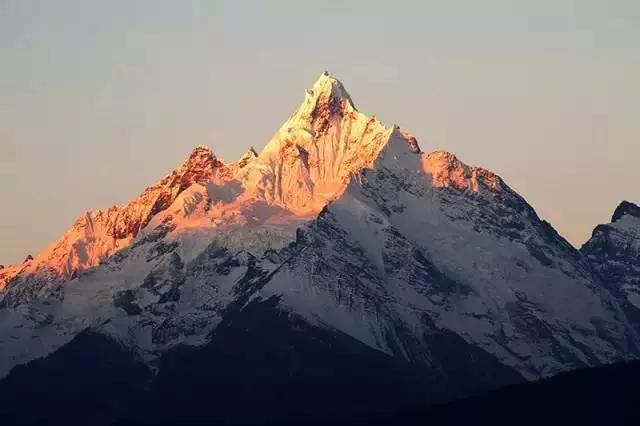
[
  {"left": 582, "top": 201, "right": 640, "bottom": 333},
  {"left": 0, "top": 72, "right": 639, "bottom": 424}
]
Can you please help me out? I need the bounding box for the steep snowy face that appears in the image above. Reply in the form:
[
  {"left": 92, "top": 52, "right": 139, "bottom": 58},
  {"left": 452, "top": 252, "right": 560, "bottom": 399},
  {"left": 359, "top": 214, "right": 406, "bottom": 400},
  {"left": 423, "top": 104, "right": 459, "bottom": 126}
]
[
  {"left": 582, "top": 201, "right": 640, "bottom": 328},
  {"left": 252, "top": 72, "right": 395, "bottom": 215}
]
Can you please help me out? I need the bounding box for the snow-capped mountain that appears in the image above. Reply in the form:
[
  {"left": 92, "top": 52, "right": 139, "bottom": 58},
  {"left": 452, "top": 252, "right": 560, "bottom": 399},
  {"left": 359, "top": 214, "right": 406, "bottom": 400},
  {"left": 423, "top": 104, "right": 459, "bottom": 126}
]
[
  {"left": 0, "top": 72, "right": 389, "bottom": 293},
  {"left": 582, "top": 201, "right": 640, "bottom": 332},
  {"left": 0, "top": 72, "right": 638, "bottom": 423},
  {"left": 0, "top": 72, "right": 415, "bottom": 376}
]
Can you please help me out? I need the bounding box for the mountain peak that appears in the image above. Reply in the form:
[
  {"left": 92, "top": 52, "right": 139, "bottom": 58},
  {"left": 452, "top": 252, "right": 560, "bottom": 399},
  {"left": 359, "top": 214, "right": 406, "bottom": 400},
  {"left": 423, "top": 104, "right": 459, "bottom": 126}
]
[
  {"left": 261, "top": 72, "right": 363, "bottom": 158},
  {"left": 281, "top": 72, "right": 356, "bottom": 130},
  {"left": 174, "top": 145, "right": 223, "bottom": 179},
  {"left": 307, "top": 71, "right": 355, "bottom": 108},
  {"left": 185, "top": 145, "right": 217, "bottom": 162},
  {"left": 612, "top": 201, "right": 640, "bottom": 223}
]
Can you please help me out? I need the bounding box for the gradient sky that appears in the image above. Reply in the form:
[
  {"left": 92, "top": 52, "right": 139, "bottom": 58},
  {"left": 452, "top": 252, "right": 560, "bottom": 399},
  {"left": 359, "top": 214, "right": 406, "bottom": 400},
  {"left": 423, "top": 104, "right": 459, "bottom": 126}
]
[{"left": 1, "top": 0, "right": 639, "bottom": 264}]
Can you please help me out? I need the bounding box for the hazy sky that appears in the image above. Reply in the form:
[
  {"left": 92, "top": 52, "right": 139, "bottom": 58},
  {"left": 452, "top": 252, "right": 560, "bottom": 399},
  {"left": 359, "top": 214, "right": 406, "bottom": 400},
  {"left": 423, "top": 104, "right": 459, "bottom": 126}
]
[{"left": 1, "top": 0, "right": 639, "bottom": 264}]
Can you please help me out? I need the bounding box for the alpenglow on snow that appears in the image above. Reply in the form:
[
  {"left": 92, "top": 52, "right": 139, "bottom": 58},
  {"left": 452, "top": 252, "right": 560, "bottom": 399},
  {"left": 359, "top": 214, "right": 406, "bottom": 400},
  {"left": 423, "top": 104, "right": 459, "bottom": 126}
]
[{"left": 1, "top": 72, "right": 638, "bottom": 402}]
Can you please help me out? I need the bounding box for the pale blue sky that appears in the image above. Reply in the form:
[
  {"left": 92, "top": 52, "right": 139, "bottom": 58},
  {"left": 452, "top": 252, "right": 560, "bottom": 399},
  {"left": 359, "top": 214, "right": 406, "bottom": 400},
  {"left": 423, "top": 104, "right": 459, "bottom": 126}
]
[{"left": 1, "top": 0, "right": 639, "bottom": 264}]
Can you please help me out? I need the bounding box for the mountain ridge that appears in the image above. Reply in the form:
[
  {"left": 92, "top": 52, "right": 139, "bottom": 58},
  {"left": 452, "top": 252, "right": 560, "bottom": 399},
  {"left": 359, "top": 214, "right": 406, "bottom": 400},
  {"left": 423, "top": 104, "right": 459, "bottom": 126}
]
[
  {"left": 0, "top": 72, "right": 639, "bottom": 423},
  {"left": 0, "top": 72, "right": 409, "bottom": 293}
]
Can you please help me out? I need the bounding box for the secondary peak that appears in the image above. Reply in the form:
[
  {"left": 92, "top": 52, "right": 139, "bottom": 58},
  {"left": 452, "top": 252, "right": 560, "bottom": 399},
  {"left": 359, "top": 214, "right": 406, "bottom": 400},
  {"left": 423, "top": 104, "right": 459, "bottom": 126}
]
[{"left": 612, "top": 200, "right": 640, "bottom": 223}]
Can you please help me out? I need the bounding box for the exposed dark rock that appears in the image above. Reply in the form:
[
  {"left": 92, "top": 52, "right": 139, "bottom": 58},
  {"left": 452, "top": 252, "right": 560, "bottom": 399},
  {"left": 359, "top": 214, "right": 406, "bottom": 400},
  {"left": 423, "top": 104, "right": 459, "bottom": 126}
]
[
  {"left": 113, "top": 290, "right": 142, "bottom": 315},
  {"left": 612, "top": 200, "right": 640, "bottom": 223}
]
